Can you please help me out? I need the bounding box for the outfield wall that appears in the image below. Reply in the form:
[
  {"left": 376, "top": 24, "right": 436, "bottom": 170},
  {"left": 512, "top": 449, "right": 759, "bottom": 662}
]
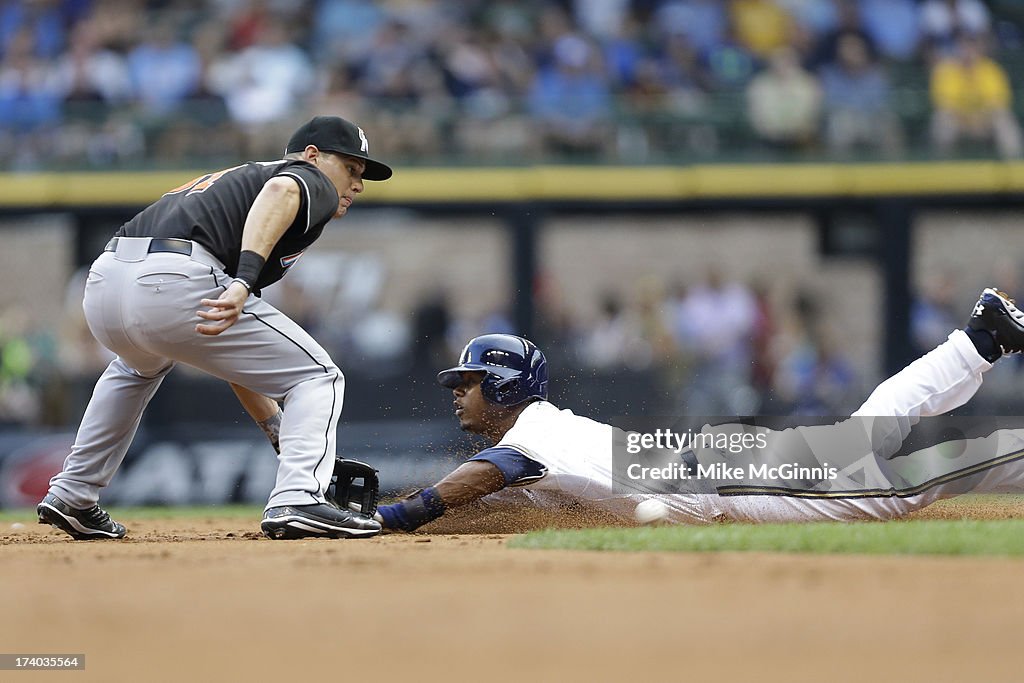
[
  {"left": 0, "top": 420, "right": 463, "bottom": 509},
  {"left": 4, "top": 161, "right": 1024, "bottom": 207}
]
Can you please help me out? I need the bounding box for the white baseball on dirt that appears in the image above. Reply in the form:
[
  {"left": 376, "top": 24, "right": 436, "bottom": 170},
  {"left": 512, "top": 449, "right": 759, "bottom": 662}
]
[
  {"left": 634, "top": 498, "right": 669, "bottom": 525},
  {"left": 10, "top": 522, "right": 25, "bottom": 531}
]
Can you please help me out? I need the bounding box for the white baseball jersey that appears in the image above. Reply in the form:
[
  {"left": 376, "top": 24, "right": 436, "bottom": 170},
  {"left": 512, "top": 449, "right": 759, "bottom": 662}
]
[
  {"left": 494, "top": 401, "right": 709, "bottom": 524},
  {"left": 480, "top": 330, "right": 1024, "bottom": 524}
]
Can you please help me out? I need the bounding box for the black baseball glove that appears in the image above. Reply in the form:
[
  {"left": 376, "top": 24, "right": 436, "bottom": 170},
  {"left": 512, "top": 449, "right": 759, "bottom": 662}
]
[{"left": 327, "top": 457, "right": 379, "bottom": 516}]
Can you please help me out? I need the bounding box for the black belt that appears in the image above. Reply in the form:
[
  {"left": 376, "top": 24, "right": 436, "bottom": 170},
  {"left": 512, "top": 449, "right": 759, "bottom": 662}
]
[{"left": 105, "top": 237, "right": 193, "bottom": 256}]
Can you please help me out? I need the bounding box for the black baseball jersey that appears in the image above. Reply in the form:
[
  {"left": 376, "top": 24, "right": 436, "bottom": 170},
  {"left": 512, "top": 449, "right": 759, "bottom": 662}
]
[{"left": 117, "top": 159, "right": 339, "bottom": 291}]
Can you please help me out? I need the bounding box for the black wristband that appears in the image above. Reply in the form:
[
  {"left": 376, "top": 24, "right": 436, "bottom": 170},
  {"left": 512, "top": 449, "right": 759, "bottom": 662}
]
[{"left": 235, "top": 250, "right": 266, "bottom": 288}]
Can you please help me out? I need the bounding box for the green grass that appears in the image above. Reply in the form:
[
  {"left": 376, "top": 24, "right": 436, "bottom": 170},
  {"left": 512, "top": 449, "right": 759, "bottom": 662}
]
[
  {"left": 508, "top": 520, "right": 1024, "bottom": 557},
  {"left": 0, "top": 504, "right": 262, "bottom": 523}
]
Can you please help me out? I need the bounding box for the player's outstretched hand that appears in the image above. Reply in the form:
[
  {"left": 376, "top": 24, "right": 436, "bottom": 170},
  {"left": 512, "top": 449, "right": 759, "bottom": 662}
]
[{"left": 196, "top": 281, "right": 249, "bottom": 335}]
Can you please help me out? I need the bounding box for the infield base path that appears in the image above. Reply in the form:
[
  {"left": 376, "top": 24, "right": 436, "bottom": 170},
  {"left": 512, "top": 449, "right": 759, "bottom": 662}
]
[{"left": 2, "top": 498, "right": 1021, "bottom": 682}]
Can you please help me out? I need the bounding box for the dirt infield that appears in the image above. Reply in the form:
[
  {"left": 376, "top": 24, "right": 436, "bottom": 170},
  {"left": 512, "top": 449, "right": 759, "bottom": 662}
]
[{"left": 3, "top": 498, "right": 1022, "bottom": 683}]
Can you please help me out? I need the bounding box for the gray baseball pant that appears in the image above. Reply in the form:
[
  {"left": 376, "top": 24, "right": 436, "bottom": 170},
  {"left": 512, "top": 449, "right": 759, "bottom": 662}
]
[{"left": 49, "top": 237, "right": 343, "bottom": 510}]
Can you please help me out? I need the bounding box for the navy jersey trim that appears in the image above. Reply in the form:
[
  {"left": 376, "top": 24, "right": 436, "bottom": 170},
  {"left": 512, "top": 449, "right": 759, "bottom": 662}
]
[{"left": 470, "top": 446, "right": 547, "bottom": 487}]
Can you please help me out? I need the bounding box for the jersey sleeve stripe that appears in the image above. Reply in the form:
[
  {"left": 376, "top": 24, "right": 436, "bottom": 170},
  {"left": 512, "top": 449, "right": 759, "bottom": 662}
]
[
  {"left": 507, "top": 471, "right": 547, "bottom": 487},
  {"left": 277, "top": 171, "right": 313, "bottom": 233}
]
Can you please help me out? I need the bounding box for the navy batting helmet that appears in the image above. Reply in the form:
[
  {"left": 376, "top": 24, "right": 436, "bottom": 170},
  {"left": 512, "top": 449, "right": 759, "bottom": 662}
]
[{"left": 437, "top": 334, "right": 548, "bottom": 407}]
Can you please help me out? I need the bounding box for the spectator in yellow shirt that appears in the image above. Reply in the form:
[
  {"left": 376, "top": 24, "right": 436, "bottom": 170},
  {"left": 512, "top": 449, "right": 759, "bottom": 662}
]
[
  {"left": 730, "top": 0, "right": 795, "bottom": 60},
  {"left": 931, "top": 33, "right": 1022, "bottom": 158}
]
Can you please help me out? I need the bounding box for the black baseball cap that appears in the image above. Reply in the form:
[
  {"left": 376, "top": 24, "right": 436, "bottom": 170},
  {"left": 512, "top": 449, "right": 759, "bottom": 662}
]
[{"left": 285, "top": 116, "right": 393, "bottom": 181}]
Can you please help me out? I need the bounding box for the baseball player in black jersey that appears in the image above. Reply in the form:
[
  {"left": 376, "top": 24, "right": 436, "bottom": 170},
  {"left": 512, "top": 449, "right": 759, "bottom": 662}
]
[{"left": 38, "top": 116, "right": 390, "bottom": 541}]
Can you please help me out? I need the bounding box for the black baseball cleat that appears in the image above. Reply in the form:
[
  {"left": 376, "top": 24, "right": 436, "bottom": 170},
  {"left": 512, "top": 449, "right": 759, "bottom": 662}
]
[
  {"left": 261, "top": 502, "right": 381, "bottom": 540},
  {"left": 968, "top": 288, "right": 1024, "bottom": 355},
  {"left": 37, "top": 493, "right": 126, "bottom": 540}
]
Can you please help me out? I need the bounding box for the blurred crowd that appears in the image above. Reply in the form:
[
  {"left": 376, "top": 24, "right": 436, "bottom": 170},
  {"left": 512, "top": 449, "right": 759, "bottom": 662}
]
[
  {"left": 0, "top": 259, "right": 869, "bottom": 426},
  {"left": 2, "top": 0, "right": 1024, "bottom": 168},
  {"left": 2, "top": 248, "right": 1024, "bottom": 426},
  {"left": 537, "top": 268, "right": 865, "bottom": 416},
  {"left": 3, "top": 0, "right": 1024, "bottom": 425}
]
